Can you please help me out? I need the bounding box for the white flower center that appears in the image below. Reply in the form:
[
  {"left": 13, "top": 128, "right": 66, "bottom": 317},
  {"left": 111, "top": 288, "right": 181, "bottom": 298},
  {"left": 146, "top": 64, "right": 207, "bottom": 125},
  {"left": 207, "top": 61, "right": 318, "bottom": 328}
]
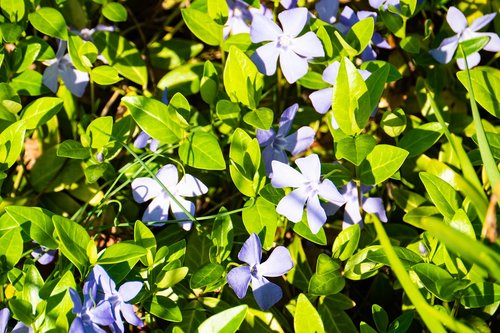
[
  {"left": 233, "top": 7, "right": 243, "bottom": 18},
  {"left": 277, "top": 34, "right": 293, "bottom": 49}
]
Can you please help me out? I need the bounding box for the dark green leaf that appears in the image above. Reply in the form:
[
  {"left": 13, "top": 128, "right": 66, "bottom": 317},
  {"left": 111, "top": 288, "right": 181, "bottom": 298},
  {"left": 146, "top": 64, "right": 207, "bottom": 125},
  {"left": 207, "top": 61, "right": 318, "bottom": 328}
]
[{"left": 190, "top": 263, "right": 224, "bottom": 289}]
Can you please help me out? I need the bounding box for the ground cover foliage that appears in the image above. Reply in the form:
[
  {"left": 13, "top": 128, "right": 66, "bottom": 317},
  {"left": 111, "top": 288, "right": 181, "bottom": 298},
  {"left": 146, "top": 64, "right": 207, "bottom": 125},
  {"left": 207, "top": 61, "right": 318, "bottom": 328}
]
[{"left": 0, "top": 0, "right": 499, "bottom": 332}]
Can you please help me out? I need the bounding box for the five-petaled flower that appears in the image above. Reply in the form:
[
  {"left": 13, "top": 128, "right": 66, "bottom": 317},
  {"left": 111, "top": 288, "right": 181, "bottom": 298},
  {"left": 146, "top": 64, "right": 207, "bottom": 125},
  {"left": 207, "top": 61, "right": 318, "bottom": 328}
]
[
  {"left": 250, "top": 7, "right": 325, "bottom": 83},
  {"left": 271, "top": 154, "right": 346, "bottom": 234},
  {"left": 226, "top": 233, "right": 293, "bottom": 310},
  {"left": 131, "top": 164, "right": 208, "bottom": 230},
  {"left": 43, "top": 40, "right": 89, "bottom": 97},
  {"left": 257, "top": 103, "right": 315, "bottom": 176},
  {"left": 323, "top": 181, "right": 387, "bottom": 229},
  {"left": 429, "top": 6, "right": 500, "bottom": 69}
]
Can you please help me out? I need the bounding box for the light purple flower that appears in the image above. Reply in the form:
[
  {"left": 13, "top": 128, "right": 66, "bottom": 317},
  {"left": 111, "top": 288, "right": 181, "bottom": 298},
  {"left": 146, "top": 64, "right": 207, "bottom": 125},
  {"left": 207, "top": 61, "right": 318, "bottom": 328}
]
[
  {"left": 226, "top": 233, "right": 293, "bottom": 310},
  {"left": 131, "top": 164, "right": 208, "bottom": 230},
  {"left": 280, "top": 0, "right": 297, "bottom": 9},
  {"left": 224, "top": 1, "right": 272, "bottom": 38},
  {"left": 309, "top": 61, "right": 371, "bottom": 115},
  {"left": 73, "top": 25, "right": 116, "bottom": 42},
  {"left": 257, "top": 104, "right": 315, "bottom": 176},
  {"left": 250, "top": 7, "right": 325, "bottom": 83},
  {"left": 271, "top": 154, "right": 346, "bottom": 234},
  {"left": 42, "top": 40, "right": 89, "bottom": 97},
  {"left": 369, "top": 0, "right": 400, "bottom": 10},
  {"left": 87, "top": 265, "right": 143, "bottom": 332},
  {"left": 31, "top": 245, "right": 56, "bottom": 265},
  {"left": 335, "top": 7, "right": 392, "bottom": 61},
  {"left": 133, "top": 89, "right": 169, "bottom": 152},
  {"left": 429, "top": 7, "right": 500, "bottom": 70},
  {"left": 316, "top": 0, "right": 339, "bottom": 24},
  {"left": 323, "top": 181, "right": 387, "bottom": 229},
  {"left": 0, "top": 309, "right": 33, "bottom": 333}
]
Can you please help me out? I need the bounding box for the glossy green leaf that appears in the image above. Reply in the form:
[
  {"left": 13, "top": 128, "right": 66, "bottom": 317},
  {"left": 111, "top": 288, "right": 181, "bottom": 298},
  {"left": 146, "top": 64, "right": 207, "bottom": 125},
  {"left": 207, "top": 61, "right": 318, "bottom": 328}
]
[
  {"left": 367, "top": 247, "right": 422, "bottom": 269},
  {"left": 134, "top": 220, "right": 156, "bottom": 266},
  {"left": 387, "top": 311, "right": 414, "bottom": 333},
  {"left": 207, "top": 0, "right": 229, "bottom": 24},
  {"left": 344, "top": 246, "right": 383, "bottom": 280},
  {"left": 243, "top": 107, "right": 273, "bottom": 130},
  {"left": 21, "top": 97, "right": 63, "bottom": 130},
  {"left": 399, "top": 122, "right": 443, "bottom": 157},
  {"left": 0, "top": 228, "right": 23, "bottom": 267},
  {"left": 57, "top": 140, "right": 91, "bottom": 159},
  {"left": 196, "top": 305, "right": 247, "bottom": 333},
  {"left": 365, "top": 62, "right": 390, "bottom": 112},
  {"left": 293, "top": 219, "right": 328, "bottom": 245},
  {"left": 29, "top": 8, "right": 68, "bottom": 40},
  {"left": 460, "top": 282, "right": 500, "bottom": 308},
  {"left": 1, "top": 0, "right": 25, "bottom": 22},
  {"left": 9, "top": 299, "right": 35, "bottom": 324},
  {"left": 457, "top": 37, "right": 490, "bottom": 60},
  {"left": 156, "top": 267, "right": 189, "bottom": 289},
  {"left": 210, "top": 207, "right": 233, "bottom": 263},
  {"left": 181, "top": 7, "right": 223, "bottom": 46},
  {"left": 190, "top": 263, "right": 224, "bottom": 289},
  {"left": 309, "top": 254, "right": 345, "bottom": 296},
  {"left": 359, "top": 144, "right": 409, "bottom": 185},
  {"left": 91, "top": 65, "right": 121, "bottom": 85},
  {"left": 381, "top": 108, "right": 406, "bottom": 137},
  {"left": 147, "top": 296, "right": 182, "bottom": 322},
  {"left": 332, "top": 224, "right": 360, "bottom": 261},
  {"left": 102, "top": 2, "right": 128, "bottom": 22},
  {"left": 0, "top": 121, "right": 25, "bottom": 168},
  {"left": 336, "top": 134, "right": 376, "bottom": 166},
  {"left": 10, "top": 70, "right": 50, "bottom": 96},
  {"left": 86, "top": 116, "right": 113, "bottom": 149},
  {"left": 372, "top": 304, "right": 389, "bottom": 333},
  {"left": 420, "top": 172, "right": 460, "bottom": 220},
  {"left": 201, "top": 60, "right": 219, "bottom": 105},
  {"left": 346, "top": 18, "right": 374, "bottom": 54},
  {"left": 294, "top": 294, "right": 325, "bottom": 333},
  {"left": 97, "top": 242, "right": 146, "bottom": 264},
  {"left": 457, "top": 67, "right": 499, "bottom": 118},
  {"left": 242, "top": 197, "right": 277, "bottom": 250},
  {"left": 178, "top": 131, "right": 225, "bottom": 170},
  {"left": 216, "top": 99, "right": 241, "bottom": 127},
  {"left": 412, "top": 263, "right": 458, "bottom": 301},
  {"left": 287, "top": 236, "right": 313, "bottom": 291},
  {"left": 157, "top": 63, "right": 204, "bottom": 96},
  {"left": 5, "top": 206, "right": 57, "bottom": 249},
  {"left": 318, "top": 304, "right": 357, "bottom": 333}
]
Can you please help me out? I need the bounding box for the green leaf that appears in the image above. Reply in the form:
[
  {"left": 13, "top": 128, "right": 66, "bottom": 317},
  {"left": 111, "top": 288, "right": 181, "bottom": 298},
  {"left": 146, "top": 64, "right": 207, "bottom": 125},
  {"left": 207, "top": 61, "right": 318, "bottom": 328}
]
[
  {"left": 122, "top": 95, "right": 183, "bottom": 144},
  {"left": 201, "top": 60, "right": 219, "bottom": 105},
  {"left": 93, "top": 31, "right": 147, "bottom": 86},
  {"left": 210, "top": 207, "right": 233, "bottom": 263},
  {"left": 336, "top": 134, "right": 376, "bottom": 166},
  {"left": 420, "top": 172, "right": 460, "bottom": 220},
  {"left": 148, "top": 38, "right": 204, "bottom": 70},
  {"left": 168, "top": 92, "right": 191, "bottom": 125},
  {"left": 372, "top": 304, "right": 389, "bottom": 333},
  {"left": 332, "top": 57, "right": 371, "bottom": 135},
  {"left": 22, "top": 264, "right": 44, "bottom": 309},
  {"left": 216, "top": 99, "right": 241, "bottom": 128},
  {"left": 190, "top": 263, "right": 224, "bottom": 289},
  {"left": 242, "top": 197, "right": 277, "bottom": 250},
  {"left": 398, "top": 122, "right": 443, "bottom": 157},
  {"left": 309, "top": 254, "right": 345, "bottom": 296},
  {"left": 287, "top": 236, "right": 313, "bottom": 291},
  {"left": 388, "top": 311, "right": 414, "bottom": 333},
  {"left": 243, "top": 107, "right": 273, "bottom": 130},
  {"left": 181, "top": 7, "right": 223, "bottom": 46},
  {"left": 196, "top": 305, "right": 247, "bottom": 333},
  {"left": 9, "top": 299, "right": 35, "bottom": 324},
  {"left": 344, "top": 246, "right": 383, "bottom": 280},
  {"left": 367, "top": 247, "right": 422, "bottom": 269},
  {"left": 102, "top": 2, "right": 128, "bottom": 22},
  {"left": 207, "top": 0, "right": 229, "bottom": 24},
  {"left": 359, "top": 144, "right": 409, "bottom": 185},
  {"left": 134, "top": 220, "right": 156, "bottom": 266},
  {"left": 449, "top": 209, "right": 475, "bottom": 239},
  {"left": 457, "top": 36, "right": 490, "bottom": 60},
  {"left": 5, "top": 206, "right": 57, "bottom": 249},
  {"left": 28, "top": 8, "right": 68, "bottom": 40},
  {"left": 91, "top": 65, "right": 121, "bottom": 85},
  {"left": 0, "top": 121, "right": 25, "bottom": 168},
  {"left": 294, "top": 294, "right": 325, "bottom": 333},
  {"left": 293, "top": 219, "right": 328, "bottom": 245},
  {"left": 147, "top": 296, "right": 182, "bottom": 322},
  {"left": 460, "top": 282, "right": 500, "bottom": 308},
  {"left": 97, "top": 243, "right": 146, "bottom": 264},
  {"left": 52, "top": 215, "right": 91, "bottom": 276},
  {"left": 346, "top": 17, "right": 374, "bottom": 55},
  {"left": 0, "top": 228, "right": 23, "bottom": 267},
  {"left": 412, "top": 263, "right": 456, "bottom": 301},
  {"left": 332, "top": 224, "right": 361, "bottom": 261},
  {"left": 21, "top": 97, "right": 63, "bottom": 130},
  {"left": 179, "top": 131, "right": 225, "bottom": 170},
  {"left": 157, "top": 63, "right": 204, "bottom": 96},
  {"left": 224, "top": 46, "right": 263, "bottom": 109},
  {"left": 10, "top": 70, "right": 50, "bottom": 96},
  {"left": 457, "top": 67, "right": 500, "bottom": 118},
  {"left": 318, "top": 302, "right": 358, "bottom": 333},
  {"left": 381, "top": 108, "right": 406, "bottom": 137},
  {"left": 86, "top": 116, "right": 113, "bottom": 149},
  {"left": 1, "top": 0, "right": 25, "bottom": 22},
  {"left": 67, "top": 33, "right": 94, "bottom": 72},
  {"left": 400, "top": 35, "right": 420, "bottom": 54},
  {"left": 365, "top": 62, "right": 390, "bottom": 112},
  {"left": 156, "top": 266, "right": 189, "bottom": 289},
  {"left": 57, "top": 140, "right": 91, "bottom": 159}
]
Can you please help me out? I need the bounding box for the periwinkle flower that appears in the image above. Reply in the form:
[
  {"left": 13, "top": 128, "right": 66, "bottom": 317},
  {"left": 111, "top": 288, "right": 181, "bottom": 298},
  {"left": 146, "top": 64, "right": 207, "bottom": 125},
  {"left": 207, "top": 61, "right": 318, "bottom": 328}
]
[
  {"left": 69, "top": 282, "right": 114, "bottom": 333},
  {"left": 0, "top": 309, "right": 33, "bottom": 333},
  {"left": 250, "top": 7, "right": 325, "bottom": 83},
  {"left": 131, "top": 164, "right": 208, "bottom": 230},
  {"left": 226, "top": 233, "right": 293, "bottom": 310},
  {"left": 31, "top": 245, "right": 56, "bottom": 265},
  {"left": 133, "top": 89, "right": 169, "bottom": 152},
  {"left": 315, "top": 0, "right": 339, "bottom": 24},
  {"left": 74, "top": 25, "right": 116, "bottom": 42},
  {"left": 309, "top": 61, "right": 371, "bottom": 115},
  {"left": 323, "top": 181, "right": 387, "bottom": 229},
  {"left": 369, "top": 0, "right": 400, "bottom": 10},
  {"left": 429, "top": 7, "right": 500, "bottom": 70},
  {"left": 224, "top": 1, "right": 272, "bottom": 38},
  {"left": 335, "top": 7, "right": 392, "bottom": 61},
  {"left": 271, "top": 154, "right": 346, "bottom": 234},
  {"left": 42, "top": 40, "right": 89, "bottom": 97},
  {"left": 257, "top": 103, "right": 315, "bottom": 176}
]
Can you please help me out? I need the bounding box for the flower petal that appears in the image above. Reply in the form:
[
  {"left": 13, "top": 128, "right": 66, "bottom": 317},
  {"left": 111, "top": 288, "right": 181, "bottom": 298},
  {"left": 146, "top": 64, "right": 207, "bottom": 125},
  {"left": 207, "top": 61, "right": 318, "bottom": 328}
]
[
  {"left": 290, "top": 32, "right": 325, "bottom": 59},
  {"left": 322, "top": 61, "right": 340, "bottom": 85},
  {"left": 322, "top": 201, "right": 343, "bottom": 216},
  {"left": 59, "top": 61, "right": 89, "bottom": 98},
  {"left": 251, "top": 276, "right": 283, "bottom": 310},
  {"left": 316, "top": 0, "right": 339, "bottom": 24},
  {"left": 176, "top": 174, "right": 208, "bottom": 197},
  {"left": 142, "top": 194, "right": 170, "bottom": 223},
  {"left": 279, "top": 7, "right": 308, "bottom": 38},
  {"left": 119, "top": 281, "right": 143, "bottom": 302},
  {"left": 338, "top": 6, "right": 358, "bottom": 30},
  {"left": 131, "top": 177, "right": 162, "bottom": 203},
  {"left": 42, "top": 63, "right": 59, "bottom": 93},
  {"left": 306, "top": 194, "right": 327, "bottom": 234},
  {"left": 368, "top": 0, "right": 385, "bottom": 10},
  {"left": 457, "top": 52, "right": 481, "bottom": 70},
  {"left": 0, "top": 308, "right": 10, "bottom": 333},
  {"left": 263, "top": 145, "right": 288, "bottom": 177},
  {"left": 69, "top": 318, "right": 84, "bottom": 333},
  {"left": 372, "top": 32, "right": 392, "bottom": 49},
  {"left": 429, "top": 35, "right": 459, "bottom": 64},
  {"left": 156, "top": 164, "right": 179, "bottom": 187},
  {"left": 12, "top": 322, "right": 33, "bottom": 333},
  {"left": 361, "top": 44, "right": 377, "bottom": 61},
  {"left": 134, "top": 131, "right": 150, "bottom": 149},
  {"left": 358, "top": 10, "right": 377, "bottom": 21},
  {"left": 250, "top": 14, "right": 282, "bottom": 43},
  {"left": 318, "top": 179, "right": 346, "bottom": 205},
  {"left": 343, "top": 200, "right": 363, "bottom": 229},
  {"left": 258, "top": 246, "right": 293, "bottom": 277},
  {"left": 278, "top": 103, "right": 298, "bottom": 137},
  {"left": 226, "top": 266, "right": 251, "bottom": 299},
  {"left": 238, "top": 233, "right": 262, "bottom": 266},
  {"left": 469, "top": 13, "right": 496, "bottom": 31},
  {"left": 121, "top": 303, "right": 144, "bottom": 327},
  {"left": 295, "top": 154, "right": 321, "bottom": 183},
  {"left": 362, "top": 197, "right": 387, "bottom": 222},
  {"left": 284, "top": 126, "right": 315, "bottom": 155},
  {"left": 170, "top": 196, "right": 195, "bottom": 222},
  {"left": 447, "top": 7, "right": 467, "bottom": 34},
  {"left": 69, "top": 288, "right": 83, "bottom": 314},
  {"left": 252, "top": 42, "right": 280, "bottom": 76},
  {"left": 276, "top": 187, "right": 309, "bottom": 222},
  {"left": 90, "top": 301, "right": 115, "bottom": 326},
  {"left": 271, "top": 160, "right": 307, "bottom": 188},
  {"left": 476, "top": 32, "right": 500, "bottom": 52},
  {"left": 279, "top": 50, "right": 308, "bottom": 83},
  {"left": 256, "top": 128, "right": 276, "bottom": 147},
  {"left": 149, "top": 139, "right": 160, "bottom": 152},
  {"left": 310, "top": 88, "right": 333, "bottom": 114}
]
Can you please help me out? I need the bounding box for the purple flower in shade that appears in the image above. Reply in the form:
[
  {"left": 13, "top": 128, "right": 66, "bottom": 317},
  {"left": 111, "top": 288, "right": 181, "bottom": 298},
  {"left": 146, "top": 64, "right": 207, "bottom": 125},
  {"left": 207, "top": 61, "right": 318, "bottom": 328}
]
[
  {"left": 131, "top": 164, "right": 208, "bottom": 230},
  {"left": 0, "top": 309, "right": 33, "bottom": 333},
  {"left": 226, "top": 233, "right": 293, "bottom": 310},
  {"left": 335, "top": 7, "right": 392, "bottom": 61},
  {"left": 309, "top": 61, "right": 371, "bottom": 115},
  {"left": 271, "top": 154, "right": 346, "bottom": 234},
  {"left": 133, "top": 89, "right": 169, "bottom": 152},
  {"left": 42, "top": 40, "right": 89, "bottom": 97},
  {"left": 429, "top": 7, "right": 500, "bottom": 70},
  {"left": 369, "top": 0, "right": 400, "bottom": 10},
  {"left": 315, "top": 0, "right": 339, "bottom": 24},
  {"left": 323, "top": 181, "right": 387, "bottom": 229},
  {"left": 87, "top": 265, "right": 143, "bottom": 332},
  {"left": 256, "top": 104, "right": 315, "bottom": 177},
  {"left": 250, "top": 7, "right": 325, "bottom": 83},
  {"left": 224, "top": 1, "right": 272, "bottom": 39},
  {"left": 31, "top": 245, "right": 56, "bottom": 265}
]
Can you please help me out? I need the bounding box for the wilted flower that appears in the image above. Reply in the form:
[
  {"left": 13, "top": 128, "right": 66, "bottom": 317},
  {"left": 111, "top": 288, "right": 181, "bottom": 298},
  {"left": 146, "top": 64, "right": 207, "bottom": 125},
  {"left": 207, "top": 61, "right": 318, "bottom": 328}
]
[
  {"left": 42, "top": 40, "right": 89, "bottom": 97},
  {"left": 429, "top": 6, "right": 500, "bottom": 69},
  {"left": 323, "top": 181, "right": 387, "bottom": 229},
  {"left": 131, "top": 164, "right": 208, "bottom": 230},
  {"left": 315, "top": 0, "right": 339, "bottom": 24},
  {"left": 133, "top": 89, "right": 169, "bottom": 152},
  {"left": 226, "top": 233, "right": 293, "bottom": 310},
  {"left": 271, "top": 154, "right": 346, "bottom": 234},
  {"left": 250, "top": 7, "right": 325, "bottom": 83},
  {"left": 309, "top": 61, "right": 371, "bottom": 115},
  {"left": 69, "top": 282, "right": 114, "bottom": 333},
  {"left": 257, "top": 103, "right": 315, "bottom": 176}
]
